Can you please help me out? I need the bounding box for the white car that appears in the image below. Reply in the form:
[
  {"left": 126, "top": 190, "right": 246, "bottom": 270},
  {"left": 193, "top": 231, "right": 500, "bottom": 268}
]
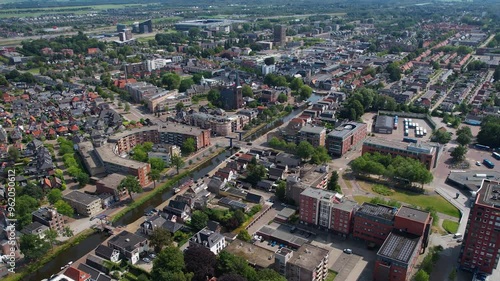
[
  {"left": 476, "top": 161, "right": 481, "bottom": 166},
  {"left": 343, "top": 249, "right": 352, "bottom": 254}
]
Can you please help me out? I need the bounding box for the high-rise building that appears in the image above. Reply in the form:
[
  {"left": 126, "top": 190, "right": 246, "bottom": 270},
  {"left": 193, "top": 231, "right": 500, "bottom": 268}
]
[
  {"left": 117, "top": 23, "right": 127, "bottom": 33},
  {"left": 273, "top": 25, "right": 286, "bottom": 47},
  {"left": 459, "top": 180, "right": 500, "bottom": 275},
  {"left": 139, "top": 19, "right": 153, "bottom": 33}
]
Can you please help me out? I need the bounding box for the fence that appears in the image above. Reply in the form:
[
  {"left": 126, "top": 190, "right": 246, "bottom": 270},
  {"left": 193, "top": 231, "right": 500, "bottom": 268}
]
[{"left": 378, "top": 110, "right": 437, "bottom": 130}]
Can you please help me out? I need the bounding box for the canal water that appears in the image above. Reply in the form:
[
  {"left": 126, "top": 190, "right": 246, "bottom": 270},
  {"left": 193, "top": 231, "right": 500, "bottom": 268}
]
[{"left": 29, "top": 94, "right": 323, "bottom": 280}]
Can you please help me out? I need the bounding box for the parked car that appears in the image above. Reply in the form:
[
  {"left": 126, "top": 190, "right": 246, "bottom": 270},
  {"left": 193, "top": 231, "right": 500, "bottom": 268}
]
[
  {"left": 343, "top": 249, "right": 352, "bottom": 254},
  {"left": 149, "top": 253, "right": 156, "bottom": 259},
  {"left": 453, "top": 233, "right": 463, "bottom": 239},
  {"left": 476, "top": 161, "right": 482, "bottom": 166},
  {"left": 143, "top": 258, "right": 151, "bottom": 263}
]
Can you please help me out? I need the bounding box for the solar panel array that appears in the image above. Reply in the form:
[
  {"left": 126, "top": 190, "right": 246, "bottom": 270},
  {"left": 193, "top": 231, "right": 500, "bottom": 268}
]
[{"left": 379, "top": 234, "right": 418, "bottom": 263}]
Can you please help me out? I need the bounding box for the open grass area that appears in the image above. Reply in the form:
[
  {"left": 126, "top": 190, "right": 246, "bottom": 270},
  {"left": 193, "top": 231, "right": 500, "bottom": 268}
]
[
  {"left": 325, "top": 270, "right": 338, "bottom": 281},
  {"left": 442, "top": 219, "right": 459, "bottom": 234},
  {"left": 0, "top": 3, "right": 146, "bottom": 18},
  {"left": 355, "top": 181, "right": 461, "bottom": 218}
]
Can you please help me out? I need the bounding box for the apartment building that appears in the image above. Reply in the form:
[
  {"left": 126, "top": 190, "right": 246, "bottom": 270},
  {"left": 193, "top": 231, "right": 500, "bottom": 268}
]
[
  {"left": 353, "top": 203, "right": 397, "bottom": 246},
  {"left": 362, "top": 137, "right": 437, "bottom": 170},
  {"left": 374, "top": 231, "right": 423, "bottom": 281},
  {"left": 299, "top": 188, "right": 358, "bottom": 236},
  {"left": 285, "top": 243, "right": 330, "bottom": 281},
  {"left": 326, "top": 122, "right": 367, "bottom": 156},
  {"left": 297, "top": 126, "right": 326, "bottom": 147},
  {"left": 459, "top": 180, "right": 500, "bottom": 275},
  {"left": 32, "top": 207, "right": 66, "bottom": 233},
  {"left": 63, "top": 191, "right": 103, "bottom": 217}
]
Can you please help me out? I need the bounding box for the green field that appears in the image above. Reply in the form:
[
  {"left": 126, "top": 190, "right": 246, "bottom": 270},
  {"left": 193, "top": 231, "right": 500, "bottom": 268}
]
[
  {"left": 325, "top": 270, "right": 338, "bottom": 281},
  {"left": 0, "top": 3, "right": 146, "bottom": 18},
  {"left": 442, "top": 219, "right": 459, "bottom": 234},
  {"left": 354, "top": 190, "right": 460, "bottom": 219}
]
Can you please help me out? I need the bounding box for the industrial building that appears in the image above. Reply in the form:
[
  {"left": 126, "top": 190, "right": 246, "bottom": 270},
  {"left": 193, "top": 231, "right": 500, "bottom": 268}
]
[{"left": 373, "top": 115, "right": 394, "bottom": 134}]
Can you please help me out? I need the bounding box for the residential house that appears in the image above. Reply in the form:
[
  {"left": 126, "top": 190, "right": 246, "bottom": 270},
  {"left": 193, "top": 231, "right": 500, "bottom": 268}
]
[
  {"left": 189, "top": 228, "right": 226, "bottom": 255},
  {"left": 108, "top": 231, "right": 148, "bottom": 264},
  {"left": 163, "top": 200, "right": 191, "bottom": 221},
  {"left": 95, "top": 244, "right": 120, "bottom": 263},
  {"left": 140, "top": 215, "right": 184, "bottom": 235}
]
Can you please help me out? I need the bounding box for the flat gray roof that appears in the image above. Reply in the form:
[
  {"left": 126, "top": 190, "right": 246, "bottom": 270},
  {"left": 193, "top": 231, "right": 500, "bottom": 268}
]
[
  {"left": 95, "top": 143, "right": 150, "bottom": 169},
  {"left": 288, "top": 243, "right": 330, "bottom": 271},
  {"left": 225, "top": 239, "right": 276, "bottom": 268},
  {"left": 363, "top": 137, "right": 435, "bottom": 155},
  {"left": 374, "top": 115, "right": 393, "bottom": 129},
  {"left": 396, "top": 206, "right": 430, "bottom": 224},
  {"left": 477, "top": 180, "right": 500, "bottom": 208},
  {"left": 108, "top": 124, "right": 206, "bottom": 142},
  {"left": 328, "top": 122, "right": 365, "bottom": 139},
  {"left": 64, "top": 191, "right": 100, "bottom": 205},
  {"left": 377, "top": 231, "right": 420, "bottom": 264},
  {"left": 447, "top": 171, "right": 500, "bottom": 192},
  {"left": 96, "top": 173, "right": 127, "bottom": 188},
  {"left": 299, "top": 125, "right": 326, "bottom": 135}
]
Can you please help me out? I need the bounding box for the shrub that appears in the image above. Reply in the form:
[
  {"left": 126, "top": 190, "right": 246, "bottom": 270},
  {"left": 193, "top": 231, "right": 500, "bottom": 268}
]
[{"left": 372, "top": 184, "right": 394, "bottom": 196}]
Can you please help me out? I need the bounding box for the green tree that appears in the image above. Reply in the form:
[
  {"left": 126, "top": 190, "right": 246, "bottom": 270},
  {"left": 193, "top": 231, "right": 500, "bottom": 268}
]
[
  {"left": 149, "top": 228, "right": 172, "bottom": 253},
  {"left": 44, "top": 229, "right": 58, "bottom": 249},
  {"left": 246, "top": 161, "right": 267, "bottom": 185},
  {"left": 477, "top": 116, "right": 500, "bottom": 148},
  {"left": 264, "top": 57, "right": 275, "bottom": 65},
  {"left": 237, "top": 230, "right": 252, "bottom": 242},
  {"left": 54, "top": 200, "right": 74, "bottom": 216},
  {"left": 456, "top": 126, "right": 473, "bottom": 138},
  {"left": 207, "top": 89, "right": 221, "bottom": 105},
  {"left": 148, "top": 169, "right": 161, "bottom": 189},
  {"left": 456, "top": 133, "right": 471, "bottom": 146},
  {"left": 20, "top": 234, "right": 50, "bottom": 261},
  {"left": 76, "top": 172, "right": 90, "bottom": 188},
  {"left": 118, "top": 175, "right": 143, "bottom": 200},
  {"left": 451, "top": 145, "right": 467, "bottom": 162},
  {"left": 171, "top": 154, "right": 185, "bottom": 174},
  {"left": 433, "top": 130, "right": 452, "bottom": 144},
  {"left": 414, "top": 270, "right": 430, "bottom": 281},
  {"left": 62, "top": 226, "right": 74, "bottom": 237},
  {"left": 256, "top": 268, "right": 287, "bottom": 281},
  {"left": 276, "top": 180, "right": 286, "bottom": 201},
  {"left": 277, "top": 93, "right": 287, "bottom": 103},
  {"left": 296, "top": 141, "right": 314, "bottom": 161},
  {"left": 149, "top": 157, "right": 166, "bottom": 171},
  {"left": 310, "top": 146, "right": 331, "bottom": 164},
  {"left": 190, "top": 210, "right": 209, "bottom": 231},
  {"left": 47, "top": 189, "right": 63, "bottom": 205},
  {"left": 289, "top": 77, "right": 304, "bottom": 91},
  {"left": 234, "top": 209, "right": 246, "bottom": 225},
  {"left": 151, "top": 246, "right": 192, "bottom": 281},
  {"left": 184, "top": 247, "right": 217, "bottom": 281},
  {"left": 327, "top": 171, "right": 341, "bottom": 192},
  {"left": 162, "top": 72, "right": 181, "bottom": 90},
  {"left": 242, "top": 85, "right": 253, "bottom": 97},
  {"left": 386, "top": 62, "right": 402, "bottom": 81},
  {"left": 8, "top": 146, "right": 20, "bottom": 162},
  {"left": 124, "top": 103, "right": 130, "bottom": 112},
  {"left": 298, "top": 85, "right": 312, "bottom": 101},
  {"left": 179, "top": 78, "right": 194, "bottom": 92},
  {"left": 175, "top": 102, "right": 185, "bottom": 112},
  {"left": 182, "top": 138, "right": 196, "bottom": 154}
]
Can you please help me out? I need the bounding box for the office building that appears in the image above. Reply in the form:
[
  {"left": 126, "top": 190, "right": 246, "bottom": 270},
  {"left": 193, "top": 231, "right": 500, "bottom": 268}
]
[
  {"left": 459, "top": 180, "right": 500, "bottom": 275},
  {"left": 362, "top": 137, "right": 437, "bottom": 170},
  {"left": 298, "top": 126, "right": 326, "bottom": 147},
  {"left": 299, "top": 188, "right": 357, "bottom": 236},
  {"left": 285, "top": 243, "right": 329, "bottom": 281},
  {"left": 274, "top": 25, "right": 286, "bottom": 47},
  {"left": 63, "top": 191, "right": 103, "bottom": 217},
  {"left": 220, "top": 83, "right": 243, "bottom": 110},
  {"left": 326, "top": 122, "right": 367, "bottom": 156}
]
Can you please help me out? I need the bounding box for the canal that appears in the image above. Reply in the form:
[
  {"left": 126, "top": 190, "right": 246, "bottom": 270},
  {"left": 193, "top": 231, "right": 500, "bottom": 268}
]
[{"left": 31, "top": 93, "right": 323, "bottom": 280}]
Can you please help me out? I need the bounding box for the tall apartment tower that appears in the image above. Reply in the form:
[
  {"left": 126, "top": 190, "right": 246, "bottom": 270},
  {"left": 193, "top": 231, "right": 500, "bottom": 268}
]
[
  {"left": 274, "top": 25, "right": 286, "bottom": 47},
  {"left": 459, "top": 180, "right": 500, "bottom": 275}
]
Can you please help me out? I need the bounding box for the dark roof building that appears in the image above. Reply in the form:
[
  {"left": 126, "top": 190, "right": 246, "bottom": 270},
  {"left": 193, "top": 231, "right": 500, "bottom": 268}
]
[{"left": 373, "top": 115, "right": 394, "bottom": 134}]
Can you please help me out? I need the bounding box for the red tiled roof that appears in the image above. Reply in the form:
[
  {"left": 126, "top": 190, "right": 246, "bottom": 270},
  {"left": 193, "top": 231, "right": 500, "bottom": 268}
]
[{"left": 65, "top": 267, "right": 91, "bottom": 281}]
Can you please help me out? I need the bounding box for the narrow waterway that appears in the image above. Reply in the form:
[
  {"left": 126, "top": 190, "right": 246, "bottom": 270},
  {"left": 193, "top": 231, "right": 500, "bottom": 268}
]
[{"left": 30, "top": 93, "right": 323, "bottom": 280}]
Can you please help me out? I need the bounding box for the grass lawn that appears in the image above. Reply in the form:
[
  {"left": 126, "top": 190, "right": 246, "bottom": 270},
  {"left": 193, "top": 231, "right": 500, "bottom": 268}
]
[
  {"left": 325, "top": 270, "right": 338, "bottom": 281},
  {"left": 442, "top": 219, "right": 459, "bottom": 234},
  {"left": 27, "top": 68, "right": 40, "bottom": 74},
  {"left": 355, "top": 181, "right": 460, "bottom": 218}
]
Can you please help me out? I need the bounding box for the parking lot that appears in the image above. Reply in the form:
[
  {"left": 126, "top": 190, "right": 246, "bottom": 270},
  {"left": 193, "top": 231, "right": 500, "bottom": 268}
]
[{"left": 371, "top": 115, "right": 434, "bottom": 143}]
